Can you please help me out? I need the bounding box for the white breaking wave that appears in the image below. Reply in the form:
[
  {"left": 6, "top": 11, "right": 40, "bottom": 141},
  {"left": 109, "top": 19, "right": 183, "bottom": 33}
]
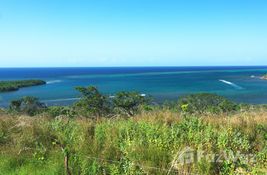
[
  {"left": 44, "top": 94, "right": 146, "bottom": 103},
  {"left": 219, "top": 80, "right": 243, "bottom": 90},
  {"left": 109, "top": 93, "right": 146, "bottom": 98},
  {"left": 46, "top": 80, "right": 62, "bottom": 84},
  {"left": 43, "top": 98, "right": 80, "bottom": 102}
]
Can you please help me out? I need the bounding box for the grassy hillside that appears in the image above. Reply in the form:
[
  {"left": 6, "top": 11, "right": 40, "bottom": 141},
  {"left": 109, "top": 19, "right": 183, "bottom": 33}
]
[
  {"left": 0, "top": 109, "right": 267, "bottom": 175},
  {"left": 1, "top": 88, "right": 267, "bottom": 174},
  {"left": 0, "top": 80, "right": 46, "bottom": 92}
]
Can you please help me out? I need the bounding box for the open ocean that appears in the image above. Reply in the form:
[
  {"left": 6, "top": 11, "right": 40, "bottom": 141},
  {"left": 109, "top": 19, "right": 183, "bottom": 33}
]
[{"left": 1, "top": 66, "right": 267, "bottom": 107}]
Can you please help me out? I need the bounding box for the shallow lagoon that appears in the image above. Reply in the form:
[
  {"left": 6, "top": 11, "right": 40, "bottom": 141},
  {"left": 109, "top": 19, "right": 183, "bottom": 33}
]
[{"left": 0, "top": 66, "right": 267, "bottom": 106}]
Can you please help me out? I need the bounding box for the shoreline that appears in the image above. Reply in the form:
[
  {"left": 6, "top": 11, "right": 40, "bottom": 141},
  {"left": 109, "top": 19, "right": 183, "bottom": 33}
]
[{"left": 0, "top": 80, "right": 46, "bottom": 92}]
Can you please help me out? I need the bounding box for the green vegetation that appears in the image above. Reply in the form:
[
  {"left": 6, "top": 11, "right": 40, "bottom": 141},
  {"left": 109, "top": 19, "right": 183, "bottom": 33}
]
[
  {"left": 1, "top": 86, "right": 267, "bottom": 174},
  {"left": 262, "top": 74, "right": 267, "bottom": 80},
  {"left": 72, "top": 86, "right": 149, "bottom": 118},
  {"left": 9, "top": 96, "right": 47, "bottom": 116},
  {"left": 1, "top": 110, "right": 267, "bottom": 174},
  {"left": 73, "top": 86, "right": 111, "bottom": 118},
  {"left": 113, "top": 91, "right": 150, "bottom": 116},
  {"left": 7, "top": 86, "right": 150, "bottom": 118},
  {"left": 177, "top": 93, "right": 239, "bottom": 114},
  {"left": 46, "top": 106, "right": 75, "bottom": 118},
  {"left": 0, "top": 80, "right": 46, "bottom": 92}
]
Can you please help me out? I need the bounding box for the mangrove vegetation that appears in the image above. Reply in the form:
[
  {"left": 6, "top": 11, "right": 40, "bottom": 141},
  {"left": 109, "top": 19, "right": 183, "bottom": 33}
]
[{"left": 0, "top": 80, "right": 46, "bottom": 92}]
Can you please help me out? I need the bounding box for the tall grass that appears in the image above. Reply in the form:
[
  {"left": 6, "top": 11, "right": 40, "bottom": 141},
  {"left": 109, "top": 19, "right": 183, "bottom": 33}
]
[{"left": 0, "top": 109, "right": 267, "bottom": 175}]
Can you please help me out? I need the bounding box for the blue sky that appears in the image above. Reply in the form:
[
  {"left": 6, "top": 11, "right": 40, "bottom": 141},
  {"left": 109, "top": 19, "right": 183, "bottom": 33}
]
[{"left": 0, "top": 0, "right": 267, "bottom": 67}]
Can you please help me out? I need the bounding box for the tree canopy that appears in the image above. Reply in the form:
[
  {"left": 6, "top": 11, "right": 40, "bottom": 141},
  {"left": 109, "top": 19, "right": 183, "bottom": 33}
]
[
  {"left": 113, "top": 91, "right": 149, "bottom": 116},
  {"left": 177, "top": 93, "right": 238, "bottom": 114},
  {"left": 0, "top": 80, "right": 46, "bottom": 92},
  {"left": 9, "top": 96, "right": 47, "bottom": 116}
]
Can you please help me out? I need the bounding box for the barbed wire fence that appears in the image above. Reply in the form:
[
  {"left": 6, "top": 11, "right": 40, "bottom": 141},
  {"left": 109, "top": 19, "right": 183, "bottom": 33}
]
[{"left": 84, "top": 154, "right": 198, "bottom": 175}]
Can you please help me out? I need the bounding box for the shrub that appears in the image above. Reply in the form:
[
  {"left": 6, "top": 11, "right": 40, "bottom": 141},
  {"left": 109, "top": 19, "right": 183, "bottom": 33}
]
[
  {"left": 177, "top": 93, "right": 239, "bottom": 114},
  {"left": 47, "top": 106, "right": 75, "bottom": 118},
  {"left": 74, "top": 86, "right": 110, "bottom": 118},
  {"left": 0, "top": 122, "right": 9, "bottom": 145},
  {"left": 50, "top": 118, "right": 81, "bottom": 175},
  {"left": 113, "top": 92, "right": 150, "bottom": 116},
  {"left": 9, "top": 96, "right": 47, "bottom": 116}
]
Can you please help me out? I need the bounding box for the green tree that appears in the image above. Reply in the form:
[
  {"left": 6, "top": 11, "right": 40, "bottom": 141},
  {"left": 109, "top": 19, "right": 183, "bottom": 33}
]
[
  {"left": 113, "top": 91, "right": 149, "bottom": 116},
  {"left": 0, "top": 79, "right": 46, "bottom": 92},
  {"left": 74, "top": 86, "right": 110, "bottom": 118},
  {"left": 9, "top": 96, "right": 46, "bottom": 116},
  {"left": 177, "top": 93, "right": 238, "bottom": 114},
  {"left": 9, "top": 99, "right": 22, "bottom": 112}
]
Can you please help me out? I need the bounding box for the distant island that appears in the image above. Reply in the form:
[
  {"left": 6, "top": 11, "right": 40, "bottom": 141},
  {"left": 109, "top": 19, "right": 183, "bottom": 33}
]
[{"left": 0, "top": 80, "right": 46, "bottom": 92}]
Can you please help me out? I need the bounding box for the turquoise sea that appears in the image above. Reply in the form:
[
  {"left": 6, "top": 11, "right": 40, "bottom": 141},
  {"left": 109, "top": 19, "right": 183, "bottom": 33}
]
[{"left": 0, "top": 66, "right": 267, "bottom": 107}]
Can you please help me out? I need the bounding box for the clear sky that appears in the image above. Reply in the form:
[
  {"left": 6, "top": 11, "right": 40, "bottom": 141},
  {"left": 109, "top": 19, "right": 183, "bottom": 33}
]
[{"left": 0, "top": 0, "right": 267, "bottom": 67}]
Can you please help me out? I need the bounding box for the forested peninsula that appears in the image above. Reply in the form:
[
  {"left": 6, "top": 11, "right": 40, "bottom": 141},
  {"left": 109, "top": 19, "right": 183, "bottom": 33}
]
[{"left": 0, "top": 80, "right": 46, "bottom": 92}]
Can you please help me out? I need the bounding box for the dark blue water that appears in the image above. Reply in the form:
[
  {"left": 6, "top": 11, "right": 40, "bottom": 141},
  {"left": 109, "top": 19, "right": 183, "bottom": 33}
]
[{"left": 1, "top": 66, "right": 267, "bottom": 107}]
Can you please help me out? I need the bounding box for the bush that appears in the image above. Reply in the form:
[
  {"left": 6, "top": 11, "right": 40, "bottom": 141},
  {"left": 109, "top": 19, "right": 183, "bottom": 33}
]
[
  {"left": 177, "top": 93, "right": 239, "bottom": 114},
  {"left": 74, "top": 86, "right": 110, "bottom": 118},
  {"left": 46, "top": 106, "right": 75, "bottom": 118},
  {"left": 113, "top": 92, "right": 150, "bottom": 116},
  {"left": 9, "top": 96, "right": 47, "bottom": 116},
  {"left": 50, "top": 118, "right": 81, "bottom": 175}
]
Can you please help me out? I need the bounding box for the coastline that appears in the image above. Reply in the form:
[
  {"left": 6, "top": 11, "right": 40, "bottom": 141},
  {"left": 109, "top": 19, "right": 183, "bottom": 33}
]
[
  {"left": 1, "top": 67, "right": 267, "bottom": 106},
  {"left": 0, "top": 80, "right": 46, "bottom": 92}
]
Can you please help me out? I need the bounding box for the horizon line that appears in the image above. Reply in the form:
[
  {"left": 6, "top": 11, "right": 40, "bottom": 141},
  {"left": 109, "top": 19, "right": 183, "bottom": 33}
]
[{"left": 0, "top": 65, "right": 267, "bottom": 69}]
